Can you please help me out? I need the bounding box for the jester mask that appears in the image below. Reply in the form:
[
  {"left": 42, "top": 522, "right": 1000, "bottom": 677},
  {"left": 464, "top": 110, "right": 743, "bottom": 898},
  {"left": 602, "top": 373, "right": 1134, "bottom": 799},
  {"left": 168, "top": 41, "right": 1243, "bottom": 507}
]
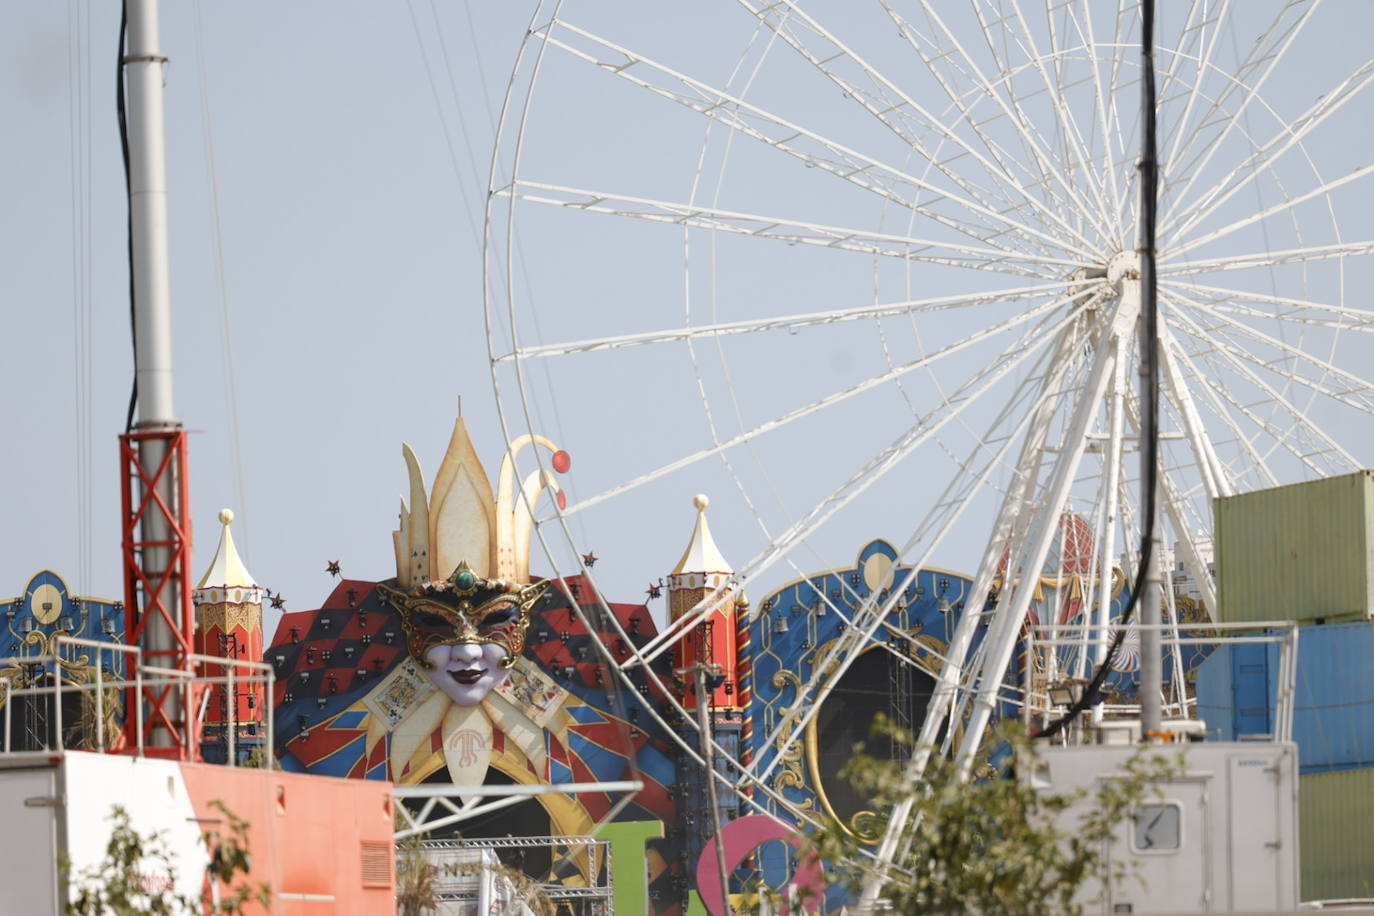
[{"left": 378, "top": 561, "right": 549, "bottom": 670}]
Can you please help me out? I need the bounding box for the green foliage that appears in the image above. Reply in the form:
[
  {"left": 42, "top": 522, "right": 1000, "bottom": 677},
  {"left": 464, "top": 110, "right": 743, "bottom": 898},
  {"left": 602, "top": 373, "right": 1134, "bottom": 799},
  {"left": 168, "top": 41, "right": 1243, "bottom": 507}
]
[
  {"left": 66, "top": 801, "right": 270, "bottom": 915},
  {"left": 242, "top": 744, "right": 282, "bottom": 771},
  {"left": 64, "top": 665, "right": 122, "bottom": 750},
  {"left": 395, "top": 833, "right": 438, "bottom": 916},
  {"left": 798, "top": 718, "right": 1180, "bottom": 916},
  {"left": 202, "top": 800, "right": 272, "bottom": 914}
]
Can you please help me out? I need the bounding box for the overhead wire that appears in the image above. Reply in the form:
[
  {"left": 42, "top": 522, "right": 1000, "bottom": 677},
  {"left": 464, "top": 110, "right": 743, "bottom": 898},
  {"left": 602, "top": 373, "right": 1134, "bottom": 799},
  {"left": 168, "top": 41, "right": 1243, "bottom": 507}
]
[
  {"left": 191, "top": 0, "right": 251, "bottom": 551},
  {"left": 68, "top": 0, "right": 95, "bottom": 594},
  {"left": 116, "top": 2, "right": 137, "bottom": 434},
  {"left": 445, "top": 2, "right": 586, "bottom": 549}
]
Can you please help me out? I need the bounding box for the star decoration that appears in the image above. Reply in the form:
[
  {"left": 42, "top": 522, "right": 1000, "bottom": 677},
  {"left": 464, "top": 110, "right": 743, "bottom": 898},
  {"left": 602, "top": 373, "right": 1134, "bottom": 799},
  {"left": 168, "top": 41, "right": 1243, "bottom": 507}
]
[
  {"left": 326, "top": 560, "right": 341, "bottom": 578},
  {"left": 582, "top": 552, "right": 598, "bottom": 568},
  {"left": 269, "top": 592, "right": 286, "bottom": 610},
  {"left": 645, "top": 583, "right": 662, "bottom": 600}
]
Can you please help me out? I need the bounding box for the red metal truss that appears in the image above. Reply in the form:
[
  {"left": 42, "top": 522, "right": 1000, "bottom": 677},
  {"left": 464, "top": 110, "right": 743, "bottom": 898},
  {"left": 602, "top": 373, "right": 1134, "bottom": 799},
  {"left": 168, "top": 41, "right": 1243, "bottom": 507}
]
[{"left": 119, "top": 429, "right": 200, "bottom": 759}]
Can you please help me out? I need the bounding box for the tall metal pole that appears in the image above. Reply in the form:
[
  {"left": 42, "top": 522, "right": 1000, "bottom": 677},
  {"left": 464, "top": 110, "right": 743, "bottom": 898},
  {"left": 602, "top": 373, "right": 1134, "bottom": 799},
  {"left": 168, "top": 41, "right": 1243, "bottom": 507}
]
[
  {"left": 1137, "top": 0, "right": 1162, "bottom": 740},
  {"left": 122, "top": 0, "right": 192, "bottom": 754},
  {"left": 126, "top": 0, "right": 176, "bottom": 427}
]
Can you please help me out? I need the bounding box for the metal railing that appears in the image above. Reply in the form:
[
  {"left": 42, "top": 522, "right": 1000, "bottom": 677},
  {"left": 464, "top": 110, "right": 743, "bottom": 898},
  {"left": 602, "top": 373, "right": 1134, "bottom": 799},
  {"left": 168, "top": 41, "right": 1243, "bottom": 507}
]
[
  {"left": 0, "top": 635, "right": 274, "bottom": 764},
  {"left": 1023, "top": 620, "right": 1299, "bottom": 742}
]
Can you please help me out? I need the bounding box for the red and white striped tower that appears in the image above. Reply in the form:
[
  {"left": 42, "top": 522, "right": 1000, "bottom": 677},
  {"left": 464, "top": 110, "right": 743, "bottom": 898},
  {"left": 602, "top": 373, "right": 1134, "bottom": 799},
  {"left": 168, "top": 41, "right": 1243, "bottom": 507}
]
[
  {"left": 666, "top": 495, "right": 742, "bottom": 713},
  {"left": 666, "top": 493, "right": 747, "bottom": 871},
  {"left": 192, "top": 509, "right": 264, "bottom": 763}
]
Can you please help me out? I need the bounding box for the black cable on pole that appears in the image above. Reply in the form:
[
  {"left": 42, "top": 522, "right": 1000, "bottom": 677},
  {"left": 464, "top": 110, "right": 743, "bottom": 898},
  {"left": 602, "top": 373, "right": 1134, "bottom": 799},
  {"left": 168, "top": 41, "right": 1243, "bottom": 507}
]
[
  {"left": 1036, "top": 0, "right": 1160, "bottom": 740},
  {"left": 117, "top": 1, "right": 138, "bottom": 433}
]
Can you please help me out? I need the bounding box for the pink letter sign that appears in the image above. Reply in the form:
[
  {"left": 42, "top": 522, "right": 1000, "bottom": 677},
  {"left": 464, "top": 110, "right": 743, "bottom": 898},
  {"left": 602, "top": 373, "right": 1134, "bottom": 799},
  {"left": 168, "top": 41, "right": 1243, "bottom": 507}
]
[{"left": 694, "top": 814, "right": 824, "bottom": 916}]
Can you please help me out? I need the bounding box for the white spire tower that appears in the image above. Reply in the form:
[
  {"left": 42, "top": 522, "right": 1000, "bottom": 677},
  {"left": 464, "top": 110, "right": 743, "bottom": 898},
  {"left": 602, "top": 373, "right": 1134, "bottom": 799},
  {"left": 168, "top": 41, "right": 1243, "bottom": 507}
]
[{"left": 192, "top": 509, "right": 265, "bottom": 762}]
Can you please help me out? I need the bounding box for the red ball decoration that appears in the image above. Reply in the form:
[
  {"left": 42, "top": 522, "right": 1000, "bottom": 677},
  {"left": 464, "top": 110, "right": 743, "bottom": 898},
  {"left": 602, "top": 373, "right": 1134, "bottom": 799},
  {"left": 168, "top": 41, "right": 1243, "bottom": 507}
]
[{"left": 552, "top": 449, "right": 572, "bottom": 473}]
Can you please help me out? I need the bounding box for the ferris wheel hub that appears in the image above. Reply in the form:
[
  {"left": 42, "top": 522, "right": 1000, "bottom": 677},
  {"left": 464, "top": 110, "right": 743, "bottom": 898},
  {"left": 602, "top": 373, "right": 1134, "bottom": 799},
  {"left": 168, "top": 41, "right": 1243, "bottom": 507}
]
[{"left": 1106, "top": 250, "right": 1142, "bottom": 284}]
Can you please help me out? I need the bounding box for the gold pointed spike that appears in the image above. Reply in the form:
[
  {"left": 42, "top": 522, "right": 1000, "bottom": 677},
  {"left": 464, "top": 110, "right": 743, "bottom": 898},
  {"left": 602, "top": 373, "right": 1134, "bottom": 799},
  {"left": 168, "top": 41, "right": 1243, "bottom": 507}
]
[
  {"left": 495, "top": 434, "right": 564, "bottom": 580},
  {"left": 511, "top": 468, "right": 562, "bottom": 584},
  {"left": 401, "top": 443, "right": 430, "bottom": 587},
  {"left": 429, "top": 416, "right": 497, "bottom": 580}
]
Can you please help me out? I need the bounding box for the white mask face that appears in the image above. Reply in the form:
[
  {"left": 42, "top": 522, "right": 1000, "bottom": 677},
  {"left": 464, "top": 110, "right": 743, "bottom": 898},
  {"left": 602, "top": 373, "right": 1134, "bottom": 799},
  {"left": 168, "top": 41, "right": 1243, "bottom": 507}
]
[{"left": 423, "top": 641, "right": 511, "bottom": 706}]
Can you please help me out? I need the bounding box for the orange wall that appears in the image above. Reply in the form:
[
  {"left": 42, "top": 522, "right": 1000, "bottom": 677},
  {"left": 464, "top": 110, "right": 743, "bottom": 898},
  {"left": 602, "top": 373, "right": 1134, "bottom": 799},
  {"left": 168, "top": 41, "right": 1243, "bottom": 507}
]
[{"left": 178, "top": 764, "right": 395, "bottom": 915}]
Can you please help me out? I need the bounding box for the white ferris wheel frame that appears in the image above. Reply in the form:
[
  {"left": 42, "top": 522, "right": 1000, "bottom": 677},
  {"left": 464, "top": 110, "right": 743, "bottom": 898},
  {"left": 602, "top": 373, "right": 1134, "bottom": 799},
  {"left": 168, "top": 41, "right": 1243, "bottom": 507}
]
[{"left": 481, "top": 0, "right": 1374, "bottom": 880}]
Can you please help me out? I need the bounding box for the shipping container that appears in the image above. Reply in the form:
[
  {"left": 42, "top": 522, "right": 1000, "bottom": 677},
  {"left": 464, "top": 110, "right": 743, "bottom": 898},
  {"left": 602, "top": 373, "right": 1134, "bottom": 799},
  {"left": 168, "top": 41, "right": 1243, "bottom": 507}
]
[
  {"left": 1195, "top": 621, "right": 1374, "bottom": 773},
  {"left": 1214, "top": 471, "right": 1374, "bottom": 624},
  {"left": 1300, "top": 767, "right": 1374, "bottom": 903}
]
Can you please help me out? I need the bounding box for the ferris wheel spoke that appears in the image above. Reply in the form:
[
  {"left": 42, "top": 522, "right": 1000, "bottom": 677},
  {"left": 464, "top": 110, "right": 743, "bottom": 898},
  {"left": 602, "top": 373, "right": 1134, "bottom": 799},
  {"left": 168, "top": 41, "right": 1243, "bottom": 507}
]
[
  {"left": 1165, "top": 59, "right": 1374, "bottom": 245},
  {"left": 501, "top": 180, "right": 1086, "bottom": 275},
  {"left": 960, "top": 0, "right": 1070, "bottom": 211},
  {"left": 1160, "top": 0, "right": 1232, "bottom": 178},
  {"left": 1102, "top": 0, "right": 1138, "bottom": 233},
  {"left": 535, "top": 19, "right": 1095, "bottom": 260},
  {"left": 886, "top": 1, "right": 1114, "bottom": 248},
  {"left": 1062, "top": 0, "right": 1136, "bottom": 242},
  {"left": 1161, "top": 332, "right": 1281, "bottom": 490},
  {"left": 1153, "top": 2, "right": 1223, "bottom": 228},
  {"left": 1167, "top": 0, "right": 1321, "bottom": 198},
  {"left": 956, "top": 317, "right": 1129, "bottom": 777},
  {"left": 735, "top": 0, "right": 1104, "bottom": 253},
  {"left": 1161, "top": 238, "right": 1374, "bottom": 275},
  {"left": 555, "top": 294, "right": 1084, "bottom": 521},
  {"left": 498, "top": 280, "right": 1082, "bottom": 361},
  {"left": 1165, "top": 300, "right": 1361, "bottom": 476},
  {"left": 1170, "top": 292, "right": 1374, "bottom": 416},
  {"left": 747, "top": 368, "right": 1057, "bottom": 789},
  {"left": 740, "top": 316, "right": 1071, "bottom": 588},
  {"left": 925, "top": 336, "right": 1083, "bottom": 774},
  {"left": 1166, "top": 280, "right": 1374, "bottom": 333},
  {"left": 880, "top": 3, "right": 1068, "bottom": 234},
  {"left": 1120, "top": 391, "right": 1221, "bottom": 612},
  {"left": 1154, "top": 0, "right": 1218, "bottom": 120},
  {"left": 969, "top": 0, "right": 1119, "bottom": 244},
  {"left": 1168, "top": 328, "right": 1354, "bottom": 472},
  {"left": 1158, "top": 325, "right": 1232, "bottom": 498}
]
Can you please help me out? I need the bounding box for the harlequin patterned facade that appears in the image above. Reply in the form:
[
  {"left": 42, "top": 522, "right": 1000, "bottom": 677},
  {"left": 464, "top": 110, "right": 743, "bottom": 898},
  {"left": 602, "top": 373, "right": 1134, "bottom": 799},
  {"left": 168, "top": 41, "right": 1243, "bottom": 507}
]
[{"left": 264, "top": 417, "right": 1215, "bottom": 912}]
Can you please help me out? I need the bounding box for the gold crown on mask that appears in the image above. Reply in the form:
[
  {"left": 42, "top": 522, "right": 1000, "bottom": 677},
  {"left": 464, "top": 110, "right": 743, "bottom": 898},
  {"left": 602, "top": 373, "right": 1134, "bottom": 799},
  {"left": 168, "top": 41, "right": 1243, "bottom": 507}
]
[
  {"left": 378, "top": 561, "right": 551, "bottom": 669},
  {"left": 392, "top": 415, "right": 569, "bottom": 589},
  {"left": 385, "top": 415, "right": 569, "bottom": 668}
]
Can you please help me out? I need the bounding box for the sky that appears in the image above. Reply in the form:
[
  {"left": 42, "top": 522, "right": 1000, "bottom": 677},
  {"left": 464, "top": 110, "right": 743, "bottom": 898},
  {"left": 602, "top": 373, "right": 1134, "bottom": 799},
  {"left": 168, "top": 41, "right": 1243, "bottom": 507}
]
[{"left": 2, "top": 1, "right": 1371, "bottom": 641}]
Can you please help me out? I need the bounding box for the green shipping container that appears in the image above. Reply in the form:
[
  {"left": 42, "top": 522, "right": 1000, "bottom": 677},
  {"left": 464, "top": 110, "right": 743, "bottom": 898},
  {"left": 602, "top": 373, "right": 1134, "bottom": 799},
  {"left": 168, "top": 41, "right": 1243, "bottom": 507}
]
[
  {"left": 1215, "top": 471, "right": 1374, "bottom": 624},
  {"left": 1300, "top": 767, "right": 1374, "bottom": 902}
]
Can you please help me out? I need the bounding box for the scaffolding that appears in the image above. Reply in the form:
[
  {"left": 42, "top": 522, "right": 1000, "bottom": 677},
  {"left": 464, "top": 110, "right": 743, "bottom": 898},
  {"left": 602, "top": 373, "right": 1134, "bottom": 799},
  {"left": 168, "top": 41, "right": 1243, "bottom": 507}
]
[
  {"left": 405, "top": 836, "right": 614, "bottom": 915},
  {"left": 887, "top": 639, "right": 915, "bottom": 767}
]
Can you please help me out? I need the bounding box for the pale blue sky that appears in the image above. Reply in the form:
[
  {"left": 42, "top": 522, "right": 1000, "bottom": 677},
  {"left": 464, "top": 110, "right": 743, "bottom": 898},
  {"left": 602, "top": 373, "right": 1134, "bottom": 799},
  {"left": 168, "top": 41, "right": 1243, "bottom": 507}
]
[{"left": 3, "top": 1, "right": 1371, "bottom": 640}]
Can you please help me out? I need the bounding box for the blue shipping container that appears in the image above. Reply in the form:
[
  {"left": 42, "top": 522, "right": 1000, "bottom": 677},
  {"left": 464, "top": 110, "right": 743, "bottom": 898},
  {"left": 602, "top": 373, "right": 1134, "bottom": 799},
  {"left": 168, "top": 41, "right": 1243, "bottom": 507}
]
[{"left": 1194, "top": 621, "right": 1374, "bottom": 773}]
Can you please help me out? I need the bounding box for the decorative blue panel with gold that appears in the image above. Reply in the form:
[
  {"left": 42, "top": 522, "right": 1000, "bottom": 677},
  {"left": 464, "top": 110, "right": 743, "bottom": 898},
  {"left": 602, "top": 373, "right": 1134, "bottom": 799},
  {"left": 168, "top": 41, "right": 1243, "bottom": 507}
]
[
  {"left": 743, "top": 536, "right": 1214, "bottom": 896},
  {"left": 0, "top": 571, "right": 126, "bottom": 750},
  {"left": 746, "top": 540, "right": 997, "bottom": 846}
]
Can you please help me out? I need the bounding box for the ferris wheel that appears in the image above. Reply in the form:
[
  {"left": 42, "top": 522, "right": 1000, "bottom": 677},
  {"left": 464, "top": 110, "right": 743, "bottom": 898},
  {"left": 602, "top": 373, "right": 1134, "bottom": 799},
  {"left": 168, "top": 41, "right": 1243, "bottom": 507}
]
[{"left": 484, "top": 0, "right": 1372, "bottom": 836}]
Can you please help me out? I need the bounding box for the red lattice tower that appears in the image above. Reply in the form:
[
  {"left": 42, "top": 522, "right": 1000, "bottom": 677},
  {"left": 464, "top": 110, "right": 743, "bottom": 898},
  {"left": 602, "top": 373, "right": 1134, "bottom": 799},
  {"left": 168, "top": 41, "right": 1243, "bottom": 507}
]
[{"left": 119, "top": 429, "right": 200, "bottom": 759}]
